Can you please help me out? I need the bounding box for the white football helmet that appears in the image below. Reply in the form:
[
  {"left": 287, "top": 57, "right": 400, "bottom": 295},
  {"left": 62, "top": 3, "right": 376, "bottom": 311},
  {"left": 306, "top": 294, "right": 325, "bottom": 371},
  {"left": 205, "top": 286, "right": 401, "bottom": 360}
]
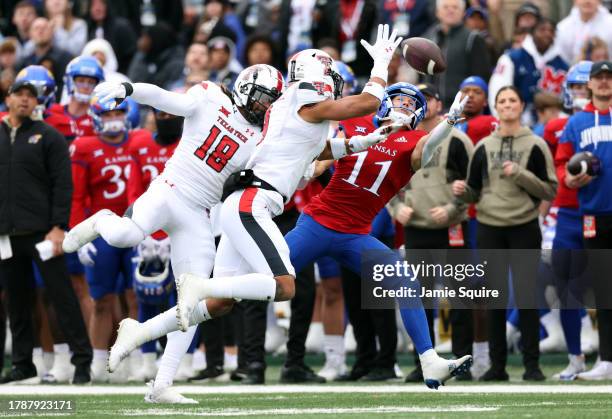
[
  {"left": 288, "top": 49, "right": 344, "bottom": 99},
  {"left": 232, "top": 64, "right": 284, "bottom": 127}
]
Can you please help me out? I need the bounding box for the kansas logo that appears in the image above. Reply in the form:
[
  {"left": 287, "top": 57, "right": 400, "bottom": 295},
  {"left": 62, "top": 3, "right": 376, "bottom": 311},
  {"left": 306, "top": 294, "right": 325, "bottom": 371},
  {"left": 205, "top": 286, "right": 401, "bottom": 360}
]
[{"left": 28, "top": 134, "right": 42, "bottom": 144}]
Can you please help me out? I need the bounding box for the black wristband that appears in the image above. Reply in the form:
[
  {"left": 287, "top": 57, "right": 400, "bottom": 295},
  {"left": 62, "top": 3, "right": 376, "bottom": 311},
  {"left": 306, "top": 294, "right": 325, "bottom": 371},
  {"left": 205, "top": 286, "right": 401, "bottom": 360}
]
[{"left": 122, "top": 82, "right": 134, "bottom": 97}]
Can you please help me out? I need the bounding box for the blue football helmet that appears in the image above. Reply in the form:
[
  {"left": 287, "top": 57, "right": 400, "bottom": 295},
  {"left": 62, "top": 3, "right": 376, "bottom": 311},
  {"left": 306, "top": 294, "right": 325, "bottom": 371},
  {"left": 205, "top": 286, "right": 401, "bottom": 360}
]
[
  {"left": 333, "top": 61, "right": 357, "bottom": 96},
  {"left": 89, "top": 96, "right": 130, "bottom": 136},
  {"left": 64, "top": 56, "right": 105, "bottom": 103},
  {"left": 376, "top": 82, "right": 427, "bottom": 130},
  {"left": 133, "top": 257, "right": 175, "bottom": 306},
  {"left": 563, "top": 61, "right": 592, "bottom": 109},
  {"left": 14, "top": 65, "right": 56, "bottom": 108},
  {"left": 125, "top": 97, "right": 140, "bottom": 129}
]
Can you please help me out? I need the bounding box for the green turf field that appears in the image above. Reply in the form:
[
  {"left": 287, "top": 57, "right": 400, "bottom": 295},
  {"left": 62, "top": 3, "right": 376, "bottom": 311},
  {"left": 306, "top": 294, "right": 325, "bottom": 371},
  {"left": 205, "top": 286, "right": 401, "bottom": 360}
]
[{"left": 1, "top": 354, "right": 610, "bottom": 418}]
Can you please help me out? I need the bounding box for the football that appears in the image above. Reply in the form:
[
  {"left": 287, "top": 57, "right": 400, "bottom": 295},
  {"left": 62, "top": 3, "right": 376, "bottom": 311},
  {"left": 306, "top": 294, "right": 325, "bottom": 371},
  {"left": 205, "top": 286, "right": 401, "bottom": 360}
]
[
  {"left": 401, "top": 37, "right": 446, "bottom": 75},
  {"left": 567, "top": 151, "right": 601, "bottom": 176}
]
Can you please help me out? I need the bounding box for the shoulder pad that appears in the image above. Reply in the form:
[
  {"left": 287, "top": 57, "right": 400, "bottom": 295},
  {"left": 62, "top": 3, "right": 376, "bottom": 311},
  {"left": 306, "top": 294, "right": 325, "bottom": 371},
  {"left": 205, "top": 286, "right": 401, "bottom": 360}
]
[{"left": 296, "top": 80, "right": 333, "bottom": 105}]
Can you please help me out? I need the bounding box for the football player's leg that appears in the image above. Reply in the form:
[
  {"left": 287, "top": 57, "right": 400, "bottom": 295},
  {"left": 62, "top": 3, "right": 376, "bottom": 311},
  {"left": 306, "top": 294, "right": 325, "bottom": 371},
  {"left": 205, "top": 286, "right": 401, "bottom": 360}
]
[
  {"left": 85, "top": 238, "right": 121, "bottom": 380},
  {"left": 176, "top": 189, "right": 292, "bottom": 317},
  {"left": 335, "top": 234, "right": 472, "bottom": 388},
  {"left": 333, "top": 234, "right": 432, "bottom": 354},
  {"left": 153, "top": 208, "right": 216, "bottom": 393}
]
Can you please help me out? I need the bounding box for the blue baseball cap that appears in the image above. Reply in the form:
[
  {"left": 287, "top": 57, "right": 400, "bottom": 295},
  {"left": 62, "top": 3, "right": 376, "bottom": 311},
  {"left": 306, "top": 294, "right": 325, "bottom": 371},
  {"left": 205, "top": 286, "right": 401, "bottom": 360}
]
[
  {"left": 459, "top": 76, "right": 488, "bottom": 96},
  {"left": 465, "top": 7, "right": 488, "bottom": 22}
]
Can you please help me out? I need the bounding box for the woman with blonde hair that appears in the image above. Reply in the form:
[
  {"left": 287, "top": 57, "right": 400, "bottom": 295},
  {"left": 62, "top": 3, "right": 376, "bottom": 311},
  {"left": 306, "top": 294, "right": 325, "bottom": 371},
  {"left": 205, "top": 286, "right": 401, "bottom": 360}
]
[
  {"left": 46, "top": 0, "right": 87, "bottom": 56},
  {"left": 579, "top": 37, "right": 610, "bottom": 63}
]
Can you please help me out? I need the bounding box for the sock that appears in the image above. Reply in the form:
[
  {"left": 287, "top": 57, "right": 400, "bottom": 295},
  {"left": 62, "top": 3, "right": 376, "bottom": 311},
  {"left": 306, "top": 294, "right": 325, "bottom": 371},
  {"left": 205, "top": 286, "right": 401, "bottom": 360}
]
[
  {"left": 195, "top": 273, "right": 276, "bottom": 301},
  {"left": 224, "top": 352, "right": 237, "bottom": 370},
  {"left": 323, "top": 334, "right": 345, "bottom": 364},
  {"left": 154, "top": 325, "right": 197, "bottom": 389},
  {"left": 419, "top": 348, "right": 438, "bottom": 365},
  {"left": 473, "top": 341, "right": 488, "bottom": 359},
  {"left": 92, "top": 349, "right": 108, "bottom": 369},
  {"left": 33, "top": 347, "right": 43, "bottom": 356},
  {"left": 400, "top": 308, "right": 433, "bottom": 354},
  {"left": 43, "top": 352, "right": 55, "bottom": 371},
  {"left": 561, "top": 309, "right": 582, "bottom": 355},
  {"left": 54, "top": 343, "right": 70, "bottom": 354}
]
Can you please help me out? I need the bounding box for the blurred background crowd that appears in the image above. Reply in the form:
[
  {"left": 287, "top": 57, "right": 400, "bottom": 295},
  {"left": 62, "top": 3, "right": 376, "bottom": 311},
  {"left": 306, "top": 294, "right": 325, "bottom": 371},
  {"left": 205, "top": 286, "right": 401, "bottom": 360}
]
[{"left": 0, "top": 0, "right": 611, "bottom": 387}]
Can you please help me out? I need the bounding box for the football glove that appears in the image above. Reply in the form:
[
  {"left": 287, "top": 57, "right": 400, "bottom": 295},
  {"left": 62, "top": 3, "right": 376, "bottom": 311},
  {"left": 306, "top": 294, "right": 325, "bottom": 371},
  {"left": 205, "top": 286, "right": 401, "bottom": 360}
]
[
  {"left": 447, "top": 91, "right": 469, "bottom": 125},
  {"left": 77, "top": 242, "right": 97, "bottom": 266},
  {"left": 348, "top": 122, "right": 403, "bottom": 153},
  {"left": 93, "top": 82, "right": 132, "bottom": 109},
  {"left": 361, "top": 24, "right": 403, "bottom": 82}
]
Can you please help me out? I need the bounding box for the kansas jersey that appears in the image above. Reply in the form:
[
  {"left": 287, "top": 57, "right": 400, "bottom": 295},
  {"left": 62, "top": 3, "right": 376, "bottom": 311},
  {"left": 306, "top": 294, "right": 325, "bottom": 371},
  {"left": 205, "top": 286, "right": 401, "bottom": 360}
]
[
  {"left": 127, "top": 130, "right": 179, "bottom": 205},
  {"left": 69, "top": 133, "right": 134, "bottom": 227},
  {"left": 305, "top": 115, "right": 425, "bottom": 234},
  {"left": 246, "top": 80, "right": 331, "bottom": 201},
  {"left": 160, "top": 82, "right": 261, "bottom": 209},
  {"left": 48, "top": 103, "right": 95, "bottom": 137}
]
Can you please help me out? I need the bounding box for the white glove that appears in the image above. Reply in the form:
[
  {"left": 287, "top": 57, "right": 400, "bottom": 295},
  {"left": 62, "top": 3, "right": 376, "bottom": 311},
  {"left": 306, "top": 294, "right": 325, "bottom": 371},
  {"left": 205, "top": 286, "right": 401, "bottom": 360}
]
[
  {"left": 360, "top": 24, "right": 403, "bottom": 81},
  {"left": 157, "top": 237, "right": 171, "bottom": 263},
  {"left": 77, "top": 242, "right": 97, "bottom": 266},
  {"left": 447, "top": 91, "right": 469, "bottom": 125},
  {"left": 348, "top": 122, "right": 403, "bottom": 153},
  {"left": 137, "top": 235, "right": 158, "bottom": 262},
  {"left": 93, "top": 82, "right": 128, "bottom": 108}
]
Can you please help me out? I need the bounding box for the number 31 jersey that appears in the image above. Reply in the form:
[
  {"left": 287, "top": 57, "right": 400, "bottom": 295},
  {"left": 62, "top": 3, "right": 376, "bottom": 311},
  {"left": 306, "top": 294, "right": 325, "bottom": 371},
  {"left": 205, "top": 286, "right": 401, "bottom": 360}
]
[
  {"left": 304, "top": 115, "right": 426, "bottom": 234},
  {"left": 69, "top": 133, "right": 135, "bottom": 228},
  {"left": 160, "top": 82, "right": 261, "bottom": 209}
]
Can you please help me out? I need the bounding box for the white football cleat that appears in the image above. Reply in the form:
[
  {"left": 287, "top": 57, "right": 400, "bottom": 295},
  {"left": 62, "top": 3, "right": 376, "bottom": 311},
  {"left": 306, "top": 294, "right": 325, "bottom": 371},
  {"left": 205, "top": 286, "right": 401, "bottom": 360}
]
[
  {"left": 576, "top": 360, "right": 612, "bottom": 381},
  {"left": 144, "top": 381, "right": 198, "bottom": 404},
  {"left": 62, "top": 209, "right": 113, "bottom": 253},
  {"left": 175, "top": 274, "right": 203, "bottom": 332},
  {"left": 420, "top": 350, "right": 473, "bottom": 389},
  {"left": 553, "top": 354, "right": 585, "bottom": 381},
  {"left": 108, "top": 319, "right": 149, "bottom": 373}
]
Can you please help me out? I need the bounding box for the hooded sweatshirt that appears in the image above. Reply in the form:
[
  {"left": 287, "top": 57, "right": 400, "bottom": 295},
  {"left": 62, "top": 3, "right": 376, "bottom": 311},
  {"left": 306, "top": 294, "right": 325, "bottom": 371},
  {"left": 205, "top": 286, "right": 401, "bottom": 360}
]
[
  {"left": 81, "top": 39, "right": 130, "bottom": 83},
  {"left": 489, "top": 35, "right": 568, "bottom": 124},
  {"left": 556, "top": 5, "right": 612, "bottom": 65},
  {"left": 556, "top": 103, "right": 612, "bottom": 215},
  {"left": 462, "top": 126, "right": 558, "bottom": 226}
]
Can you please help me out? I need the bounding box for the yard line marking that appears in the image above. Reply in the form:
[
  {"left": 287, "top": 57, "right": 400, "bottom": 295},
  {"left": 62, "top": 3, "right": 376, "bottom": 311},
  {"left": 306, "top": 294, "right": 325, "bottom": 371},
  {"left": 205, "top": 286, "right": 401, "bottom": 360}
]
[
  {"left": 116, "top": 406, "right": 499, "bottom": 416},
  {"left": 1, "top": 384, "right": 612, "bottom": 395}
]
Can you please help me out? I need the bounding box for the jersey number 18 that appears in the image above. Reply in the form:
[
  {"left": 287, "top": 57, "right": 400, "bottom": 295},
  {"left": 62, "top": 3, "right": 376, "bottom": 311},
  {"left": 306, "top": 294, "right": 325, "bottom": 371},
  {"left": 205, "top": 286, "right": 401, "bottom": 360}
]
[{"left": 194, "top": 125, "right": 240, "bottom": 172}]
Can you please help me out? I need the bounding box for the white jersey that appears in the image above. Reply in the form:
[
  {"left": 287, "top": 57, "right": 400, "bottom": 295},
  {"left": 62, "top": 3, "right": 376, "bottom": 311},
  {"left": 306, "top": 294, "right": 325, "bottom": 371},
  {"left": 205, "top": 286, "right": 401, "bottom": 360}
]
[
  {"left": 159, "top": 82, "right": 261, "bottom": 209},
  {"left": 247, "top": 80, "right": 331, "bottom": 201}
]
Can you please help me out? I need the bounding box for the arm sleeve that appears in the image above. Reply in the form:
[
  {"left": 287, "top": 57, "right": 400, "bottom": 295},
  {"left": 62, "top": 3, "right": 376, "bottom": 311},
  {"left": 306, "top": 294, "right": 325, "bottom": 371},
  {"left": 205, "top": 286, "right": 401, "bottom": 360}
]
[
  {"left": 512, "top": 143, "right": 558, "bottom": 201},
  {"left": 126, "top": 152, "right": 144, "bottom": 205},
  {"left": 68, "top": 142, "right": 89, "bottom": 228},
  {"left": 131, "top": 82, "right": 200, "bottom": 117},
  {"left": 462, "top": 143, "right": 487, "bottom": 203},
  {"left": 45, "top": 129, "right": 73, "bottom": 229},
  {"left": 556, "top": 118, "right": 576, "bottom": 189},
  {"left": 421, "top": 119, "right": 453, "bottom": 166},
  {"left": 488, "top": 54, "right": 514, "bottom": 117}
]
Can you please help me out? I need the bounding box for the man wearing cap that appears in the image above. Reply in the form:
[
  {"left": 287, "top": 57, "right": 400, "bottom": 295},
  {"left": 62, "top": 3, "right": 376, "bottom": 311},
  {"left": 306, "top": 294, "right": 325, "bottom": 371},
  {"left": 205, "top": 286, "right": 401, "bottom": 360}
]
[
  {"left": 456, "top": 76, "right": 498, "bottom": 145},
  {"left": 489, "top": 16, "right": 568, "bottom": 125},
  {"left": 387, "top": 83, "right": 475, "bottom": 381},
  {"left": 556, "top": 60, "right": 612, "bottom": 380},
  {"left": 0, "top": 78, "right": 92, "bottom": 384}
]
